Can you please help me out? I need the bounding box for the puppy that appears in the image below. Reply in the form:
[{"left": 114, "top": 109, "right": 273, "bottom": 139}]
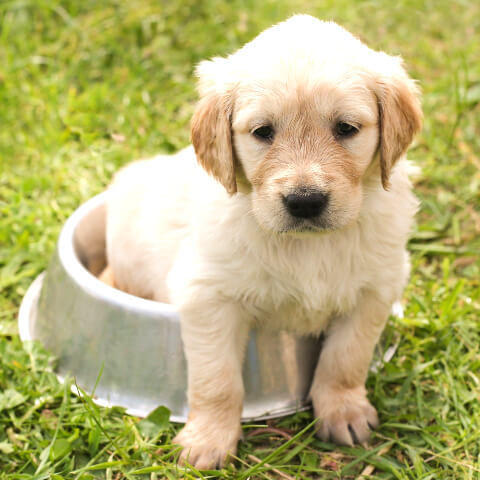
[{"left": 104, "top": 15, "right": 422, "bottom": 469}]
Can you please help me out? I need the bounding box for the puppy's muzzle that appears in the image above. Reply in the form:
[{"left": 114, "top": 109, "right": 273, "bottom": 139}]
[{"left": 282, "top": 191, "right": 329, "bottom": 219}]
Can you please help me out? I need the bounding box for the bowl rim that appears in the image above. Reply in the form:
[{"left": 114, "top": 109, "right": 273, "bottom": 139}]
[{"left": 57, "top": 192, "right": 178, "bottom": 319}]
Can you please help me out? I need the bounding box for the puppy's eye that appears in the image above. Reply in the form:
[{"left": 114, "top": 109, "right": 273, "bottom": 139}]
[
  {"left": 252, "top": 125, "right": 274, "bottom": 142},
  {"left": 335, "top": 122, "right": 359, "bottom": 137}
]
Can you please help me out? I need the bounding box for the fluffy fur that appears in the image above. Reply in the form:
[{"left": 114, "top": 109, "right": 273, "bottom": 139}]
[{"left": 103, "top": 15, "right": 422, "bottom": 469}]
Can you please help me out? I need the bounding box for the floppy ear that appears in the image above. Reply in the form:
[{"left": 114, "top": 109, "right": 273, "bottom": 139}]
[
  {"left": 375, "top": 67, "right": 422, "bottom": 189},
  {"left": 191, "top": 90, "right": 237, "bottom": 195}
]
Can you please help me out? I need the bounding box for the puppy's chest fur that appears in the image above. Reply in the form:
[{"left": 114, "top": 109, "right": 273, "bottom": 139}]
[
  {"left": 229, "top": 234, "right": 367, "bottom": 334},
  {"left": 179, "top": 213, "right": 379, "bottom": 335}
]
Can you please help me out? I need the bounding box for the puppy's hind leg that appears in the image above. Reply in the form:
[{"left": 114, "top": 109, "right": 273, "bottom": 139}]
[
  {"left": 174, "top": 298, "right": 250, "bottom": 470},
  {"left": 98, "top": 265, "right": 117, "bottom": 289}
]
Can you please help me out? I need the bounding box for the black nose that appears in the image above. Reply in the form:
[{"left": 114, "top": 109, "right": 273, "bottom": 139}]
[{"left": 283, "top": 192, "right": 329, "bottom": 219}]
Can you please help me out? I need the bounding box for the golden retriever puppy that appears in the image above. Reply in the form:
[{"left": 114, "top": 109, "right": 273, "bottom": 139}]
[{"left": 104, "top": 15, "right": 422, "bottom": 469}]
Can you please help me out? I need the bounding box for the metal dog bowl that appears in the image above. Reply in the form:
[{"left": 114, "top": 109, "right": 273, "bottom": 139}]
[{"left": 18, "top": 193, "right": 322, "bottom": 421}]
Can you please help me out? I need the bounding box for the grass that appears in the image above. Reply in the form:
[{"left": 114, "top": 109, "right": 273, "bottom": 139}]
[{"left": 0, "top": 0, "right": 479, "bottom": 478}]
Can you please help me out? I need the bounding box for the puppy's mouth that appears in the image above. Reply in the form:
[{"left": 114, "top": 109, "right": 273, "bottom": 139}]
[{"left": 278, "top": 217, "right": 332, "bottom": 235}]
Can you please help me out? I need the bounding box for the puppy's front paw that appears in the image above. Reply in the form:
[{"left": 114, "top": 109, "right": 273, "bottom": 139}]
[
  {"left": 311, "top": 385, "right": 379, "bottom": 446},
  {"left": 174, "top": 416, "right": 241, "bottom": 470}
]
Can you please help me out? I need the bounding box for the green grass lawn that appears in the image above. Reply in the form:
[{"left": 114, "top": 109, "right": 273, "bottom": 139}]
[{"left": 1, "top": 0, "right": 479, "bottom": 478}]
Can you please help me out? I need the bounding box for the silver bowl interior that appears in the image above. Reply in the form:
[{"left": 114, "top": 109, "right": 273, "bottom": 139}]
[{"left": 19, "top": 193, "right": 323, "bottom": 421}]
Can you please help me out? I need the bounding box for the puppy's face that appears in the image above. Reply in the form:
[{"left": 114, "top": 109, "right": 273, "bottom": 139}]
[
  {"left": 192, "top": 16, "right": 422, "bottom": 234},
  {"left": 232, "top": 76, "right": 379, "bottom": 232}
]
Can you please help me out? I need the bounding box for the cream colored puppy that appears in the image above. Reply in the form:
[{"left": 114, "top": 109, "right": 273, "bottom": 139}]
[{"left": 104, "top": 15, "right": 422, "bottom": 469}]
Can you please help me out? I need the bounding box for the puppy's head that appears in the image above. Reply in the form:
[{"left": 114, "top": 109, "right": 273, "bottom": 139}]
[{"left": 192, "top": 15, "right": 422, "bottom": 233}]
